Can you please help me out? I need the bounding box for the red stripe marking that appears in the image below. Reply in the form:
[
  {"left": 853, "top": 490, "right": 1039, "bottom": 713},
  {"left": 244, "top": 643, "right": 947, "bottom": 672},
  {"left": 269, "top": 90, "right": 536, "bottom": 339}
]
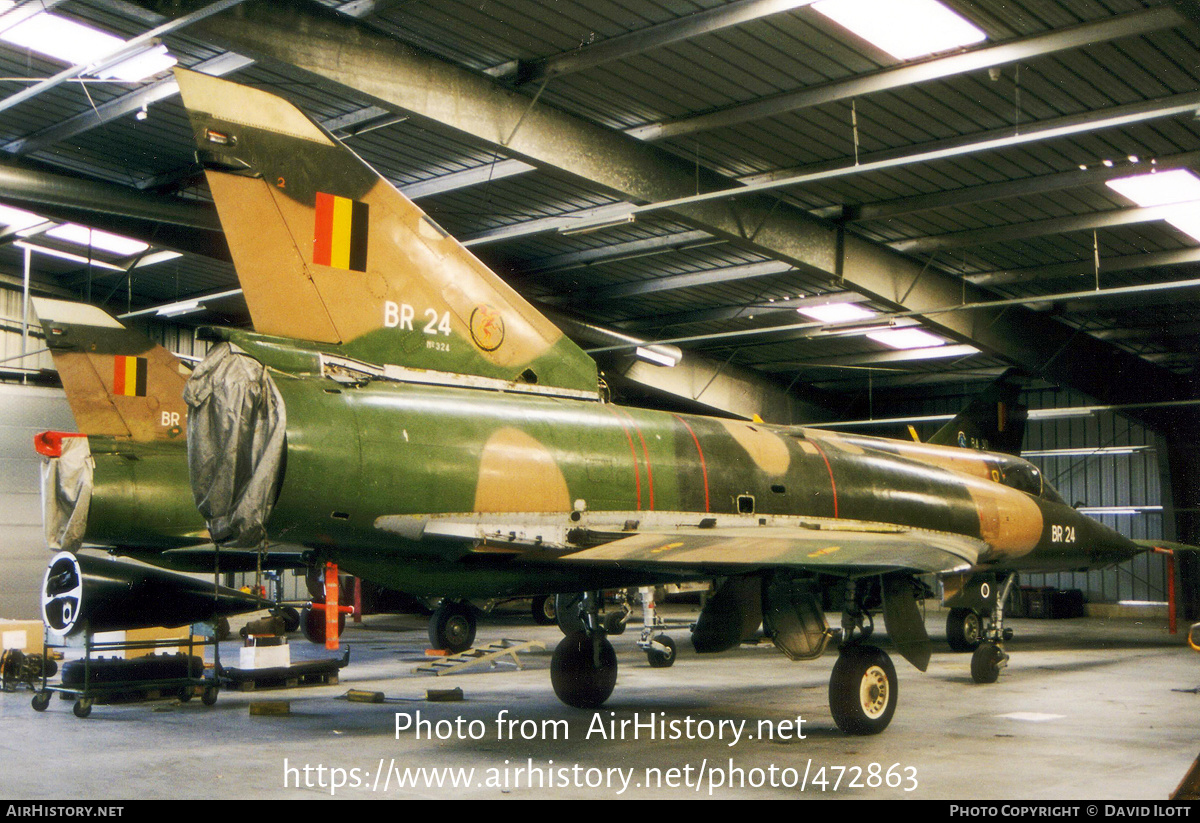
[
  {"left": 619, "top": 408, "right": 655, "bottom": 511},
  {"left": 808, "top": 440, "right": 839, "bottom": 518},
  {"left": 605, "top": 405, "right": 641, "bottom": 510},
  {"left": 313, "top": 192, "right": 335, "bottom": 266},
  {"left": 672, "top": 414, "right": 709, "bottom": 513},
  {"left": 113, "top": 355, "right": 126, "bottom": 396}
]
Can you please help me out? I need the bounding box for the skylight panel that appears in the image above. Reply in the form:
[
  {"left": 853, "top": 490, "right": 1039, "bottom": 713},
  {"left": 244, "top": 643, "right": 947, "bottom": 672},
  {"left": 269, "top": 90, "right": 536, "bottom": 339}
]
[
  {"left": 45, "top": 224, "right": 149, "bottom": 257},
  {"left": 1107, "top": 169, "right": 1200, "bottom": 243},
  {"left": 866, "top": 328, "right": 946, "bottom": 349},
  {"left": 0, "top": 204, "right": 46, "bottom": 235},
  {"left": 0, "top": 12, "right": 124, "bottom": 65},
  {"left": 797, "top": 302, "right": 877, "bottom": 323},
  {"left": 812, "top": 0, "right": 986, "bottom": 60}
]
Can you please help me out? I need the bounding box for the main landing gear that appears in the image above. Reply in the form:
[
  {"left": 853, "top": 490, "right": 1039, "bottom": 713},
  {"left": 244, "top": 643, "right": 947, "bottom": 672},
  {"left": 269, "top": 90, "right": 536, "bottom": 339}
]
[
  {"left": 551, "top": 591, "right": 618, "bottom": 708},
  {"left": 830, "top": 580, "right": 897, "bottom": 735}
]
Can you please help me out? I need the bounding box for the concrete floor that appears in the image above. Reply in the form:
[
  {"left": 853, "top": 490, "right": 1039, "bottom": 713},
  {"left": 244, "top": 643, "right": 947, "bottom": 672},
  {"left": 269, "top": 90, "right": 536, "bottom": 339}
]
[{"left": 1, "top": 603, "right": 1197, "bottom": 800}]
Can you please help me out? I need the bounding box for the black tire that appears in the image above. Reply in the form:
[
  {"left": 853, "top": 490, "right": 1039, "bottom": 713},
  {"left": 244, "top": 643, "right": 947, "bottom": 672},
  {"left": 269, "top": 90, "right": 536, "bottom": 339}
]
[
  {"left": 301, "top": 606, "right": 347, "bottom": 645},
  {"left": 829, "top": 645, "right": 897, "bottom": 736},
  {"left": 646, "top": 634, "right": 676, "bottom": 668},
  {"left": 201, "top": 686, "right": 218, "bottom": 706},
  {"left": 971, "top": 642, "right": 1004, "bottom": 684},
  {"left": 428, "top": 601, "right": 476, "bottom": 653},
  {"left": 73, "top": 699, "right": 93, "bottom": 719},
  {"left": 602, "top": 610, "right": 627, "bottom": 635},
  {"left": 178, "top": 688, "right": 193, "bottom": 703},
  {"left": 531, "top": 595, "right": 557, "bottom": 626},
  {"left": 551, "top": 632, "right": 618, "bottom": 708},
  {"left": 31, "top": 691, "right": 50, "bottom": 712},
  {"left": 947, "top": 608, "right": 982, "bottom": 652},
  {"left": 278, "top": 606, "right": 302, "bottom": 634}
]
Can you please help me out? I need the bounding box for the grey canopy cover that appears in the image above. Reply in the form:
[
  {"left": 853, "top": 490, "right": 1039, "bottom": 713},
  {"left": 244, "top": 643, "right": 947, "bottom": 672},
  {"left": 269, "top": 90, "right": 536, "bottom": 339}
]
[{"left": 184, "top": 343, "right": 286, "bottom": 549}]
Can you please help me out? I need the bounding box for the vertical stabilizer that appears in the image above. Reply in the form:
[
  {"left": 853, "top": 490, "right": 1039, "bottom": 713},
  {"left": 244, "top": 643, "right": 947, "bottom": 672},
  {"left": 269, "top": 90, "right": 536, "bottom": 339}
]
[
  {"left": 31, "top": 297, "right": 190, "bottom": 442},
  {"left": 929, "top": 370, "right": 1028, "bottom": 456},
  {"left": 174, "top": 69, "right": 599, "bottom": 397}
]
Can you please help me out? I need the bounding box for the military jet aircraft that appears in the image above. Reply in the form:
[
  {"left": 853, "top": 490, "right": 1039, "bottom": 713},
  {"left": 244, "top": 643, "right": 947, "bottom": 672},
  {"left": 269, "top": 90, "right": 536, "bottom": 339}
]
[
  {"left": 32, "top": 67, "right": 1178, "bottom": 736},
  {"left": 151, "top": 68, "right": 1191, "bottom": 735}
]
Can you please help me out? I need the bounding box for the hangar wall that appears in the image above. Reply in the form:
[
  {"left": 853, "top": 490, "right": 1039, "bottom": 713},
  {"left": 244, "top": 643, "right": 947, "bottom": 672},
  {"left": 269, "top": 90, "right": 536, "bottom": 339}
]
[{"left": 0, "top": 383, "right": 74, "bottom": 619}]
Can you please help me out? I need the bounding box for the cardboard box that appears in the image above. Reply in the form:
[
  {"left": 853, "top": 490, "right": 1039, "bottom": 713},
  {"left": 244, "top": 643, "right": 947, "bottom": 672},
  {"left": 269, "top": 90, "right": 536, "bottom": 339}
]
[{"left": 0, "top": 619, "right": 45, "bottom": 654}]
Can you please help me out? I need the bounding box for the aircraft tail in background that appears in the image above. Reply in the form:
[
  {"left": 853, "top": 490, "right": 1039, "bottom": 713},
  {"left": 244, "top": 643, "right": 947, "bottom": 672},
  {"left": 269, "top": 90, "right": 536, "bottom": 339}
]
[
  {"left": 929, "top": 370, "right": 1028, "bottom": 456},
  {"left": 30, "top": 297, "right": 190, "bottom": 443}
]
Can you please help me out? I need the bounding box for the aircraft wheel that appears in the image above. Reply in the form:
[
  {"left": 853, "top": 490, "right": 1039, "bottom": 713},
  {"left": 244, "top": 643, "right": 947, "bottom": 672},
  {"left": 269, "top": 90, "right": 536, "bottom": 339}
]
[
  {"left": 428, "top": 601, "right": 476, "bottom": 653},
  {"left": 551, "top": 632, "right": 618, "bottom": 708},
  {"left": 531, "top": 595, "right": 557, "bottom": 626},
  {"left": 971, "top": 641, "right": 1004, "bottom": 684},
  {"left": 31, "top": 691, "right": 50, "bottom": 712},
  {"left": 646, "top": 635, "right": 676, "bottom": 668},
  {"left": 602, "top": 610, "right": 627, "bottom": 635},
  {"left": 73, "top": 698, "right": 93, "bottom": 719},
  {"left": 946, "top": 608, "right": 982, "bottom": 652},
  {"left": 278, "top": 606, "right": 301, "bottom": 634},
  {"left": 301, "top": 606, "right": 347, "bottom": 644},
  {"left": 829, "top": 645, "right": 897, "bottom": 736}
]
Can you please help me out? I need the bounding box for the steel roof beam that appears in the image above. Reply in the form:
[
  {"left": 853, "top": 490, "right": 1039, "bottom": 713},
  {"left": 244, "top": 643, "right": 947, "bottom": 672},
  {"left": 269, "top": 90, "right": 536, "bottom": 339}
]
[
  {"left": 968, "top": 247, "right": 1200, "bottom": 288},
  {"left": 170, "top": 0, "right": 1192, "bottom": 429},
  {"left": 627, "top": 5, "right": 1185, "bottom": 141},
  {"left": 541, "top": 259, "right": 794, "bottom": 304},
  {"left": 521, "top": 230, "right": 716, "bottom": 274},
  {"left": 814, "top": 150, "right": 1200, "bottom": 224},
  {"left": 488, "top": 0, "right": 813, "bottom": 86},
  {"left": 753, "top": 344, "right": 981, "bottom": 371},
  {"left": 616, "top": 291, "right": 871, "bottom": 331},
  {"left": 892, "top": 204, "right": 1190, "bottom": 254}
]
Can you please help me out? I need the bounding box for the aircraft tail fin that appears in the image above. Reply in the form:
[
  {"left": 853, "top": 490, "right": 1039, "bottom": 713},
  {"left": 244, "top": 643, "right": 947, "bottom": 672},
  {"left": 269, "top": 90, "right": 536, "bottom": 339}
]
[
  {"left": 31, "top": 297, "right": 190, "bottom": 442},
  {"left": 173, "top": 69, "right": 599, "bottom": 398},
  {"left": 928, "top": 369, "right": 1027, "bottom": 456}
]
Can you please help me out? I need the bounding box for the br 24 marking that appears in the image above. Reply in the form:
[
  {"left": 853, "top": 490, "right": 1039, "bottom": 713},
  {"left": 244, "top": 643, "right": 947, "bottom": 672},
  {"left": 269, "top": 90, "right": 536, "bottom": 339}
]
[
  {"left": 1050, "top": 524, "right": 1076, "bottom": 543},
  {"left": 383, "top": 301, "right": 452, "bottom": 336}
]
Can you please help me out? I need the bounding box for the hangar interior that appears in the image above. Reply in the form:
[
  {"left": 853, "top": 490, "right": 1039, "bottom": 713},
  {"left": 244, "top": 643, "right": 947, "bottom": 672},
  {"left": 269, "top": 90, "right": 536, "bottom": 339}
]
[
  {"left": 4, "top": 0, "right": 1200, "bottom": 800},
  {"left": 1, "top": 0, "right": 1198, "bottom": 617}
]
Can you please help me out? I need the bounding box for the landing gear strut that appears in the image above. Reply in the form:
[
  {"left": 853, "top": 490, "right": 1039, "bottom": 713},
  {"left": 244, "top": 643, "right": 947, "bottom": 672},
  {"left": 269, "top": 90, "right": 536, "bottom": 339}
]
[
  {"left": 636, "top": 587, "right": 676, "bottom": 667},
  {"left": 972, "top": 573, "right": 1017, "bottom": 684},
  {"left": 550, "top": 591, "right": 617, "bottom": 708},
  {"left": 830, "top": 578, "right": 897, "bottom": 735}
]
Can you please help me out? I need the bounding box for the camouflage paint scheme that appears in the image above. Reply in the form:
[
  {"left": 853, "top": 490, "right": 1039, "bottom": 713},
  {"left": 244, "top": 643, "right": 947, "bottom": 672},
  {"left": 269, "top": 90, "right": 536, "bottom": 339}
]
[{"left": 31, "top": 70, "right": 1172, "bottom": 734}]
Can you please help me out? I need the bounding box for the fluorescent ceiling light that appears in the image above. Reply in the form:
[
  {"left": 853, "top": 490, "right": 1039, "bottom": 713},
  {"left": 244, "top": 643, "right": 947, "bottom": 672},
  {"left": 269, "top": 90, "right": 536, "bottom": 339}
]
[
  {"left": 798, "top": 302, "right": 877, "bottom": 324},
  {"left": 867, "top": 328, "right": 946, "bottom": 349},
  {"left": 13, "top": 241, "right": 125, "bottom": 271},
  {"left": 45, "top": 224, "right": 148, "bottom": 256},
  {"left": 634, "top": 345, "right": 681, "bottom": 368},
  {"left": 0, "top": 12, "right": 123, "bottom": 65},
  {"left": 1106, "top": 169, "right": 1200, "bottom": 242},
  {"left": 156, "top": 300, "right": 204, "bottom": 318},
  {"left": 812, "top": 0, "right": 986, "bottom": 60},
  {"left": 95, "top": 43, "right": 176, "bottom": 81},
  {"left": 130, "top": 250, "right": 183, "bottom": 268},
  {"left": 0, "top": 204, "right": 46, "bottom": 234}
]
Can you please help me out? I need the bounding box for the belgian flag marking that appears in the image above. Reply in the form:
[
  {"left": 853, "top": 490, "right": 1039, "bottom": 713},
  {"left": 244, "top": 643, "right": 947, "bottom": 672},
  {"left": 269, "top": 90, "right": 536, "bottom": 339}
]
[
  {"left": 313, "top": 192, "right": 369, "bottom": 272},
  {"left": 113, "top": 355, "right": 147, "bottom": 397}
]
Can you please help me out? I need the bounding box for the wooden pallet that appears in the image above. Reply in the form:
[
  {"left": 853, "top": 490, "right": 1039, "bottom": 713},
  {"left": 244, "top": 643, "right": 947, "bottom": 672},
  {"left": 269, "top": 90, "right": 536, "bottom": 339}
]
[{"left": 414, "top": 639, "right": 544, "bottom": 676}]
